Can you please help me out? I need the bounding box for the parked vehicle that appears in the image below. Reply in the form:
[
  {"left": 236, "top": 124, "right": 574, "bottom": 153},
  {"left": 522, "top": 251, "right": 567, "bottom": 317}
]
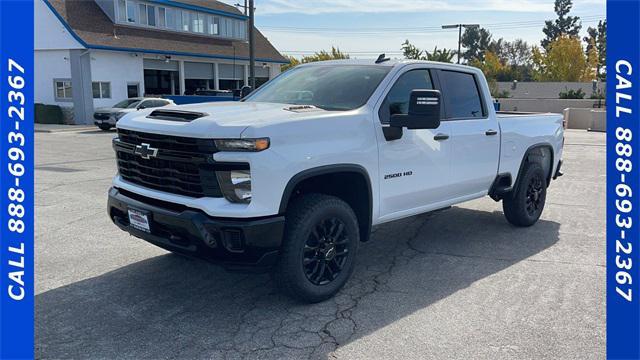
[
  {"left": 93, "top": 97, "right": 174, "bottom": 131},
  {"left": 108, "top": 59, "right": 564, "bottom": 302}
]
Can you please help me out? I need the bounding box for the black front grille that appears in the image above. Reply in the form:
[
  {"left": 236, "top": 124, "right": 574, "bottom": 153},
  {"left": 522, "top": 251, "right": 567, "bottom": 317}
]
[
  {"left": 114, "top": 129, "right": 244, "bottom": 198},
  {"left": 94, "top": 113, "right": 110, "bottom": 120}
]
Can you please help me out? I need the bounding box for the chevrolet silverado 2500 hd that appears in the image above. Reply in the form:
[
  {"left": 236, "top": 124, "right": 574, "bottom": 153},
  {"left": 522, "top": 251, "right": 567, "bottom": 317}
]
[{"left": 108, "top": 59, "right": 564, "bottom": 302}]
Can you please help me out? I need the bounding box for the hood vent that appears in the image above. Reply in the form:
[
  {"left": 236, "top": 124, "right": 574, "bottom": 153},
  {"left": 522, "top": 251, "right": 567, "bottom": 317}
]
[{"left": 147, "top": 109, "right": 207, "bottom": 122}]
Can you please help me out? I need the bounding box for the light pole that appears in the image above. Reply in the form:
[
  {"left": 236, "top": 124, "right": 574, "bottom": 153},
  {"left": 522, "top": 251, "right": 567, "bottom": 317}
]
[
  {"left": 248, "top": 0, "right": 255, "bottom": 89},
  {"left": 441, "top": 24, "right": 479, "bottom": 64},
  {"left": 236, "top": 1, "right": 255, "bottom": 89}
]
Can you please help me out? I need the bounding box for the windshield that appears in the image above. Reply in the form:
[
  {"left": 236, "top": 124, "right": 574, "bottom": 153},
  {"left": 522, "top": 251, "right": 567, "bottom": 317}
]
[
  {"left": 245, "top": 65, "right": 391, "bottom": 111},
  {"left": 113, "top": 99, "right": 142, "bottom": 109}
]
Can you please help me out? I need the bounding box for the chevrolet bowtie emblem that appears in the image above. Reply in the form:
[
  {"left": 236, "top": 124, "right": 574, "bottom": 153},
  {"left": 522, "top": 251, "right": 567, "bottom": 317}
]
[{"left": 134, "top": 143, "right": 159, "bottom": 159}]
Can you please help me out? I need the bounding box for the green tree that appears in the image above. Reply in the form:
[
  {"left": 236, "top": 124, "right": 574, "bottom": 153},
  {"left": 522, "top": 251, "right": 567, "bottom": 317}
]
[
  {"left": 425, "top": 46, "right": 455, "bottom": 63},
  {"left": 461, "top": 26, "right": 492, "bottom": 62},
  {"left": 401, "top": 41, "right": 454, "bottom": 63},
  {"left": 281, "top": 55, "right": 300, "bottom": 72},
  {"left": 583, "top": 20, "right": 606, "bottom": 80},
  {"left": 401, "top": 40, "right": 424, "bottom": 60},
  {"left": 541, "top": 0, "right": 581, "bottom": 49},
  {"left": 532, "top": 36, "right": 589, "bottom": 81},
  {"left": 471, "top": 51, "right": 510, "bottom": 96},
  {"left": 281, "top": 47, "right": 350, "bottom": 72}
]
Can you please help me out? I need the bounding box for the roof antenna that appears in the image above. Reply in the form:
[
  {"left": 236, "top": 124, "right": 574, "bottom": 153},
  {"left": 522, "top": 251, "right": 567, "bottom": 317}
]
[{"left": 375, "top": 53, "right": 390, "bottom": 64}]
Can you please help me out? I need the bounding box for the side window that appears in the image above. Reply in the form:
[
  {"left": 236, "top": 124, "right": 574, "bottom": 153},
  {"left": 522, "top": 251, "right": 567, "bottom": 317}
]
[
  {"left": 378, "top": 69, "right": 433, "bottom": 124},
  {"left": 439, "top": 70, "right": 485, "bottom": 119},
  {"left": 137, "top": 100, "right": 151, "bottom": 109}
]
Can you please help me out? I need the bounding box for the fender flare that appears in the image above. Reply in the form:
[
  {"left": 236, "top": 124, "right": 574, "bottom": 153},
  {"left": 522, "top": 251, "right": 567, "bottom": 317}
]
[
  {"left": 513, "top": 143, "right": 555, "bottom": 194},
  {"left": 278, "top": 164, "right": 373, "bottom": 242}
]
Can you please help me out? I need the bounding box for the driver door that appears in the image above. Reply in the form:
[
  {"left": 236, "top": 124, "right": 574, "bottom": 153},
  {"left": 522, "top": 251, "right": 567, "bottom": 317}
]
[{"left": 375, "top": 68, "right": 453, "bottom": 221}]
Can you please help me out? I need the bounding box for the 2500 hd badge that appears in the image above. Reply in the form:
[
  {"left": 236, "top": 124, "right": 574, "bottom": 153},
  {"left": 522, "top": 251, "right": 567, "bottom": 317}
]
[{"left": 384, "top": 171, "right": 413, "bottom": 180}]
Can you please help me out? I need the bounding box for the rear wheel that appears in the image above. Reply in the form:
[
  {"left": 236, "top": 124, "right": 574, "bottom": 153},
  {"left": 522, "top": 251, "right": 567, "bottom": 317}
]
[
  {"left": 273, "top": 194, "right": 359, "bottom": 303},
  {"left": 98, "top": 124, "right": 112, "bottom": 131},
  {"left": 503, "top": 162, "right": 547, "bottom": 227}
]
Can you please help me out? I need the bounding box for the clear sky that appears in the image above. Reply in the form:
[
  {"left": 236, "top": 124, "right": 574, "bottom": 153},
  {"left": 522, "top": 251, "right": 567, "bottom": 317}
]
[{"left": 220, "top": 0, "right": 606, "bottom": 59}]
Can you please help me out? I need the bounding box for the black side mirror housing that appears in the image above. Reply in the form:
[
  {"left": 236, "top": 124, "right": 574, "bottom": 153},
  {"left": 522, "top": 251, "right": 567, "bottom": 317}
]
[
  {"left": 240, "top": 85, "right": 253, "bottom": 99},
  {"left": 390, "top": 89, "right": 441, "bottom": 130}
]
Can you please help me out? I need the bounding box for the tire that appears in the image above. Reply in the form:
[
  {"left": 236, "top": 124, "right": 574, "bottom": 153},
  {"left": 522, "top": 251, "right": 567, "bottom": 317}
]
[
  {"left": 98, "top": 124, "right": 112, "bottom": 131},
  {"left": 273, "top": 194, "right": 359, "bottom": 303},
  {"left": 502, "top": 162, "right": 547, "bottom": 227}
]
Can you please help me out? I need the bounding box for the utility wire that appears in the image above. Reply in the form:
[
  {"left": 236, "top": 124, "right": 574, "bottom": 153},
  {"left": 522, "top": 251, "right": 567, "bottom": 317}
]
[{"left": 260, "top": 15, "right": 604, "bottom": 34}]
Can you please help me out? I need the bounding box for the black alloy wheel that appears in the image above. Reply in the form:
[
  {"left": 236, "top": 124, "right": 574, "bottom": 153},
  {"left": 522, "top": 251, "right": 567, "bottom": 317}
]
[
  {"left": 273, "top": 193, "right": 359, "bottom": 303},
  {"left": 502, "top": 162, "right": 547, "bottom": 227},
  {"left": 525, "top": 174, "right": 544, "bottom": 217},
  {"left": 303, "top": 217, "right": 350, "bottom": 285}
]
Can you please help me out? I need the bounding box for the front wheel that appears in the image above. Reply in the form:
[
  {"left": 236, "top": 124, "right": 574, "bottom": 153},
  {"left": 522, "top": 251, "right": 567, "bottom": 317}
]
[
  {"left": 502, "top": 162, "right": 547, "bottom": 227},
  {"left": 273, "top": 194, "right": 359, "bottom": 303},
  {"left": 98, "top": 124, "right": 112, "bottom": 131}
]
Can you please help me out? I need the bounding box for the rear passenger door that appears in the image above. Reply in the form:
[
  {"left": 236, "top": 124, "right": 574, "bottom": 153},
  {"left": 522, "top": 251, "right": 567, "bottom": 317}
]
[{"left": 437, "top": 70, "right": 500, "bottom": 198}]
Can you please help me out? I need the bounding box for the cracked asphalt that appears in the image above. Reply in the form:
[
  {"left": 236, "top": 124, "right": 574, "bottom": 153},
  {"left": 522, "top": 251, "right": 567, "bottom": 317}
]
[{"left": 35, "top": 129, "right": 605, "bottom": 359}]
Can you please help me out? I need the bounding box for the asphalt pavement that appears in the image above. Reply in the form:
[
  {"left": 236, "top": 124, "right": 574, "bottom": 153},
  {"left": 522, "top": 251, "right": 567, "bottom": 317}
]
[{"left": 35, "top": 128, "right": 605, "bottom": 359}]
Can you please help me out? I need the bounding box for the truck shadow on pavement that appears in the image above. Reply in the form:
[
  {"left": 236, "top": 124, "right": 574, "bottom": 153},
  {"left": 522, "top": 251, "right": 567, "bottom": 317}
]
[{"left": 36, "top": 206, "right": 560, "bottom": 359}]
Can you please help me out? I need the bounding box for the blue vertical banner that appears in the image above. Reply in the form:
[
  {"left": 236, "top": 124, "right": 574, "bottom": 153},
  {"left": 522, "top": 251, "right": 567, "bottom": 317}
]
[
  {"left": 0, "top": 0, "right": 35, "bottom": 359},
  {"left": 607, "top": 0, "right": 640, "bottom": 359}
]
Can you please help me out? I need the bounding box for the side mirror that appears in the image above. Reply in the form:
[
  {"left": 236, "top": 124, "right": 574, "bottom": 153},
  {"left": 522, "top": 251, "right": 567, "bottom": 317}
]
[
  {"left": 240, "top": 85, "right": 253, "bottom": 99},
  {"left": 390, "top": 89, "right": 441, "bottom": 129}
]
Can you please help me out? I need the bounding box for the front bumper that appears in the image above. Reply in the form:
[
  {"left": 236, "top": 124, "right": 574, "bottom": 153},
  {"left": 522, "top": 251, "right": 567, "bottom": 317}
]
[
  {"left": 107, "top": 187, "right": 284, "bottom": 270},
  {"left": 94, "top": 114, "right": 116, "bottom": 126}
]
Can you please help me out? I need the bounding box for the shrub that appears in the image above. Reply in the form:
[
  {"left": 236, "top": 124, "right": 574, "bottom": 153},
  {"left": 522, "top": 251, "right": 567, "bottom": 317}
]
[
  {"left": 558, "top": 87, "right": 585, "bottom": 99},
  {"left": 35, "top": 103, "right": 64, "bottom": 124}
]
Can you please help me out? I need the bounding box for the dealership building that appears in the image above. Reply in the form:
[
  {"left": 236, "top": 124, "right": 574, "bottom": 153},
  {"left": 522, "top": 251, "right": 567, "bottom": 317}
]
[{"left": 35, "top": 0, "right": 288, "bottom": 124}]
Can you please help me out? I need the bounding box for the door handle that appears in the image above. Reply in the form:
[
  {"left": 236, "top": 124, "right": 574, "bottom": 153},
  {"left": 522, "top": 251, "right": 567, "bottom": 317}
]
[
  {"left": 433, "top": 133, "right": 450, "bottom": 141},
  {"left": 485, "top": 129, "right": 498, "bottom": 136}
]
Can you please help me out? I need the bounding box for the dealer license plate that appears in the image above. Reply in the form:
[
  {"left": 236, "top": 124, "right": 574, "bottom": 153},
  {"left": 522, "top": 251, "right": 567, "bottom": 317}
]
[{"left": 128, "top": 209, "right": 151, "bottom": 233}]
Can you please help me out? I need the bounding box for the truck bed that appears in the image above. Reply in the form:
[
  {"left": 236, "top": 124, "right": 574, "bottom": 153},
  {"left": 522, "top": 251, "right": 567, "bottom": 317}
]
[{"left": 496, "top": 111, "right": 560, "bottom": 118}]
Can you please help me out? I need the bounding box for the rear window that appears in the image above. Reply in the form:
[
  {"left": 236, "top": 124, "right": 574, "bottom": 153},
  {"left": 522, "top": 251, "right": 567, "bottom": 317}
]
[{"left": 440, "top": 71, "right": 485, "bottom": 119}]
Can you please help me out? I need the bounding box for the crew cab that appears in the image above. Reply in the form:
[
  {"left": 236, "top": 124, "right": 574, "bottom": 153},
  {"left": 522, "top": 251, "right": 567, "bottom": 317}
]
[{"left": 108, "top": 59, "right": 564, "bottom": 303}]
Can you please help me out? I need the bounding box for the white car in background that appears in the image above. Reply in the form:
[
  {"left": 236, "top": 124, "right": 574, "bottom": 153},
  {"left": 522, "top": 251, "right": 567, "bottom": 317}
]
[{"left": 93, "top": 97, "right": 175, "bottom": 131}]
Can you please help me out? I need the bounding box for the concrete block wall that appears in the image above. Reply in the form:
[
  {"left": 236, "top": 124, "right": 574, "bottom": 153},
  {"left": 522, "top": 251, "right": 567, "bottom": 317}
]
[
  {"left": 498, "top": 99, "right": 604, "bottom": 114},
  {"left": 563, "top": 108, "right": 606, "bottom": 131}
]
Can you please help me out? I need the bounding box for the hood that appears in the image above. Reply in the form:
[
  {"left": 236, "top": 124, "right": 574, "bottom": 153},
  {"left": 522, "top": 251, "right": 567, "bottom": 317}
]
[{"left": 116, "top": 101, "right": 330, "bottom": 139}]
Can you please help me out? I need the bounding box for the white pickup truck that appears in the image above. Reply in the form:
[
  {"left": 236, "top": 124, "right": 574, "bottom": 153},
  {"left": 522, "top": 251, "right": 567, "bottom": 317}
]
[{"left": 108, "top": 59, "right": 564, "bottom": 302}]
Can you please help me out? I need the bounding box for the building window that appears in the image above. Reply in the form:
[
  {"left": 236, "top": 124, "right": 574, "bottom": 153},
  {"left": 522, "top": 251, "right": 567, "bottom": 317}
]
[
  {"left": 172, "top": 8, "right": 181, "bottom": 30},
  {"left": 147, "top": 5, "right": 156, "bottom": 26},
  {"left": 127, "top": 82, "right": 140, "bottom": 98},
  {"left": 54, "top": 79, "right": 72, "bottom": 101},
  {"left": 126, "top": 0, "right": 136, "bottom": 23},
  {"left": 139, "top": 4, "right": 148, "bottom": 25},
  {"left": 117, "top": 0, "right": 127, "bottom": 22},
  {"left": 193, "top": 12, "right": 204, "bottom": 33},
  {"left": 181, "top": 11, "right": 189, "bottom": 31},
  {"left": 117, "top": 1, "right": 246, "bottom": 39},
  {"left": 92, "top": 82, "right": 111, "bottom": 99},
  {"left": 158, "top": 7, "right": 166, "bottom": 27}
]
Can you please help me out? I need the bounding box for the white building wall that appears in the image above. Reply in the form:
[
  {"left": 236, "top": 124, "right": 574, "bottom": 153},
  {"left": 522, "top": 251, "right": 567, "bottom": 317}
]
[
  {"left": 90, "top": 50, "right": 145, "bottom": 108},
  {"left": 270, "top": 64, "right": 281, "bottom": 78},
  {"left": 34, "top": 49, "right": 72, "bottom": 106},
  {"left": 34, "top": 0, "right": 84, "bottom": 50}
]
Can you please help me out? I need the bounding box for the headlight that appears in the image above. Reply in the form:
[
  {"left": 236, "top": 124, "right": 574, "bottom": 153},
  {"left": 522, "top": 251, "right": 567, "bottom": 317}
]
[
  {"left": 115, "top": 112, "right": 126, "bottom": 120},
  {"left": 216, "top": 169, "right": 251, "bottom": 203},
  {"left": 215, "top": 138, "right": 270, "bottom": 152}
]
